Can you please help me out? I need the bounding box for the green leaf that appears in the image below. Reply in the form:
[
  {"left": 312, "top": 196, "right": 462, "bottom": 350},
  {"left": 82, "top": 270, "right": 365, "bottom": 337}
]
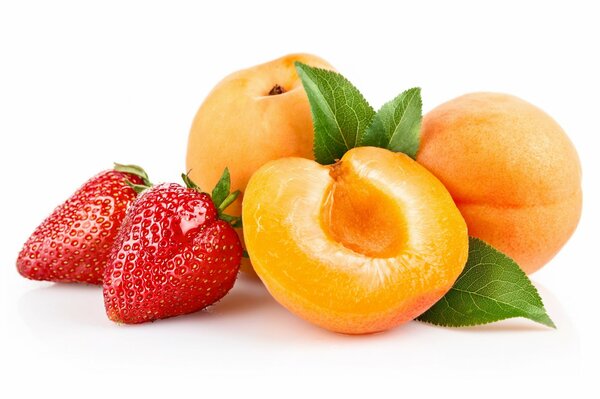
[
  {"left": 181, "top": 173, "right": 202, "bottom": 192},
  {"left": 114, "top": 163, "right": 152, "bottom": 186},
  {"left": 211, "top": 168, "right": 231, "bottom": 208},
  {"left": 124, "top": 181, "right": 150, "bottom": 194},
  {"left": 220, "top": 213, "right": 242, "bottom": 228},
  {"left": 417, "top": 237, "right": 555, "bottom": 328},
  {"left": 295, "top": 62, "right": 375, "bottom": 165},
  {"left": 360, "top": 87, "right": 422, "bottom": 158}
]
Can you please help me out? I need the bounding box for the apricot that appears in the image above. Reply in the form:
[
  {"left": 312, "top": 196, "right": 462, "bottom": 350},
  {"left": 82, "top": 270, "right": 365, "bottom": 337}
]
[
  {"left": 242, "top": 147, "right": 468, "bottom": 334},
  {"left": 186, "top": 53, "right": 334, "bottom": 272},
  {"left": 417, "top": 93, "right": 582, "bottom": 274}
]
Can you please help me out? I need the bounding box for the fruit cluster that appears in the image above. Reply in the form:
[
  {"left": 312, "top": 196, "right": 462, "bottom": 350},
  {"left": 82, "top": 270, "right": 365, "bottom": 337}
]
[
  {"left": 18, "top": 165, "right": 243, "bottom": 324},
  {"left": 17, "top": 54, "right": 581, "bottom": 334}
]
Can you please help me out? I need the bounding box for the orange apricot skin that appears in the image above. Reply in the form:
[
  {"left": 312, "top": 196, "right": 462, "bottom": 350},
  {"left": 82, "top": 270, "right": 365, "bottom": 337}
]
[
  {"left": 417, "top": 93, "right": 582, "bottom": 274},
  {"left": 243, "top": 147, "right": 468, "bottom": 334},
  {"left": 186, "top": 53, "right": 334, "bottom": 272}
]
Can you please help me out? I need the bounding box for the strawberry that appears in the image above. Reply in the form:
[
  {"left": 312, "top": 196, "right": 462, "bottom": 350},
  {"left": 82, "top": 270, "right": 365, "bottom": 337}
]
[
  {"left": 16, "top": 164, "right": 151, "bottom": 284},
  {"left": 103, "top": 169, "right": 243, "bottom": 324}
]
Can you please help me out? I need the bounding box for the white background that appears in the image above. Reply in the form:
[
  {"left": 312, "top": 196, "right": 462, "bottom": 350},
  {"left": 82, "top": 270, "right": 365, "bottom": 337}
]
[{"left": 1, "top": 1, "right": 598, "bottom": 397}]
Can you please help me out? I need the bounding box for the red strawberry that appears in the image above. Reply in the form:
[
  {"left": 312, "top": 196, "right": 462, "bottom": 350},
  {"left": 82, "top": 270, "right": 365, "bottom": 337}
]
[
  {"left": 16, "top": 164, "right": 151, "bottom": 284},
  {"left": 103, "top": 169, "right": 243, "bottom": 324}
]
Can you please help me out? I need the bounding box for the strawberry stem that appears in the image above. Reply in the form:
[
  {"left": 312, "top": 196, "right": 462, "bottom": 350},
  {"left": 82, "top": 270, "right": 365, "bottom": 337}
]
[{"left": 218, "top": 190, "right": 240, "bottom": 212}]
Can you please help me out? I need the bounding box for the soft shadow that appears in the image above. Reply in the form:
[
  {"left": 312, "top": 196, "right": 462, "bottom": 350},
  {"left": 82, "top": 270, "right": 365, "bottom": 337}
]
[
  {"left": 18, "top": 274, "right": 272, "bottom": 329},
  {"left": 18, "top": 283, "right": 106, "bottom": 329},
  {"left": 209, "top": 275, "right": 273, "bottom": 316},
  {"left": 446, "top": 320, "right": 553, "bottom": 333}
]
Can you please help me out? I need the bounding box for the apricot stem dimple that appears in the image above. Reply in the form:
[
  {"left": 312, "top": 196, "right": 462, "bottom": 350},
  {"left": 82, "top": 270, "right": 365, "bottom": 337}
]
[{"left": 268, "top": 84, "right": 285, "bottom": 95}]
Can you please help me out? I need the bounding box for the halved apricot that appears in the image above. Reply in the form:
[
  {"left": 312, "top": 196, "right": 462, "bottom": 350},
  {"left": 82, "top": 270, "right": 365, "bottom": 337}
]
[{"left": 242, "top": 146, "right": 468, "bottom": 334}]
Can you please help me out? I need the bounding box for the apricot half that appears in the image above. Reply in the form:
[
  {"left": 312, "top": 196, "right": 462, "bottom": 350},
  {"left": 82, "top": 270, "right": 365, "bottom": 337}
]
[
  {"left": 186, "top": 53, "right": 334, "bottom": 272},
  {"left": 417, "top": 93, "right": 582, "bottom": 274},
  {"left": 242, "top": 147, "right": 468, "bottom": 334}
]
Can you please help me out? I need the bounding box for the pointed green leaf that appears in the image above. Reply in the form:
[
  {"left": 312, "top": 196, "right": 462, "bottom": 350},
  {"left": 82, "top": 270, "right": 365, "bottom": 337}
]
[
  {"left": 361, "top": 87, "right": 422, "bottom": 158},
  {"left": 220, "top": 213, "right": 242, "bottom": 228},
  {"left": 124, "top": 181, "right": 150, "bottom": 194},
  {"left": 295, "top": 62, "right": 375, "bottom": 165},
  {"left": 417, "top": 237, "right": 555, "bottom": 328},
  {"left": 181, "top": 173, "right": 202, "bottom": 192},
  {"left": 211, "top": 168, "right": 231, "bottom": 208}
]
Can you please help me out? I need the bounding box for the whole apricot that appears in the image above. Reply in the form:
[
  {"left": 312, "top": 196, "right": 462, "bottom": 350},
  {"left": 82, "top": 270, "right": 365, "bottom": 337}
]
[
  {"left": 242, "top": 147, "right": 468, "bottom": 334},
  {"left": 186, "top": 53, "right": 334, "bottom": 272},
  {"left": 417, "top": 92, "right": 582, "bottom": 274}
]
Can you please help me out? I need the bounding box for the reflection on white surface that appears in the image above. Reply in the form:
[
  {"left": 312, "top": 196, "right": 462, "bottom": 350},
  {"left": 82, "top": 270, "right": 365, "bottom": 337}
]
[{"left": 17, "top": 273, "right": 579, "bottom": 378}]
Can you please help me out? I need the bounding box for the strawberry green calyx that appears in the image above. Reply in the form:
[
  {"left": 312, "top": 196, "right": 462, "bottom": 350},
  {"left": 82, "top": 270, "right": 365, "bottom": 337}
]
[
  {"left": 181, "top": 172, "right": 202, "bottom": 192},
  {"left": 114, "top": 163, "right": 151, "bottom": 185},
  {"left": 218, "top": 190, "right": 240, "bottom": 213},
  {"left": 219, "top": 212, "right": 242, "bottom": 228},
  {"left": 114, "top": 163, "right": 153, "bottom": 194},
  {"left": 181, "top": 169, "right": 242, "bottom": 228}
]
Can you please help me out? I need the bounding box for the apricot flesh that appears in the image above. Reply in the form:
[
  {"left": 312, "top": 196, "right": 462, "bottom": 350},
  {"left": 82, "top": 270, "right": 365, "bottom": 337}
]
[
  {"left": 186, "top": 54, "right": 334, "bottom": 272},
  {"left": 242, "top": 147, "right": 468, "bottom": 334},
  {"left": 417, "top": 93, "right": 582, "bottom": 274}
]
